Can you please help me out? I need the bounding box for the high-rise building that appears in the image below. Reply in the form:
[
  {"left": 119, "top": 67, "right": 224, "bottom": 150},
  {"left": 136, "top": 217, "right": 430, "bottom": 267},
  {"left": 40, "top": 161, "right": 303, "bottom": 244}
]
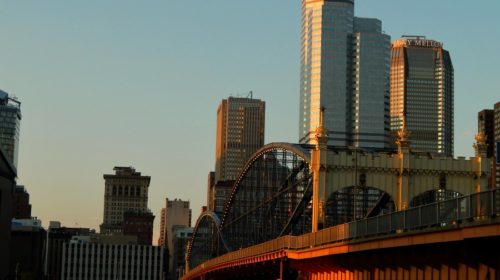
[
  {"left": 299, "top": 0, "right": 390, "bottom": 148},
  {"left": 100, "top": 166, "right": 151, "bottom": 234},
  {"left": 478, "top": 109, "right": 495, "bottom": 158},
  {"left": 215, "top": 96, "right": 265, "bottom": 181},
  {"left": 0, "top": 90, "right": 21, "bottom": 168},
  {"left": 390, "top": 36, "right": 454, "bottom": 156},
  {"left": 159, "top": 198, "right": 191, "bottom": 279}
]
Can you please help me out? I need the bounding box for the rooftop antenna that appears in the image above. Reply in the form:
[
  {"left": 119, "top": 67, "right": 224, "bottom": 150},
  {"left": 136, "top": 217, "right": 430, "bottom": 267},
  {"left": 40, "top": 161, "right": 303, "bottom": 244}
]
[{"left": 247, "top": 90, "right": 253, "bottom": 99}]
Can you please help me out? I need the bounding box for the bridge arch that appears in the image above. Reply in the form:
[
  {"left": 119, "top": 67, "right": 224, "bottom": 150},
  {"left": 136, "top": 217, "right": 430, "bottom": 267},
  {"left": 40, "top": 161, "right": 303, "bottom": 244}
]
[
  {"left": 410, "top": 189, "right": 463, "bottom": 207},
  {"left": 186, "top": 211, "right": 228, "bottom": 270},
  {"left": 220, "top": 143, "right": 313, "bottom": 251},
  {"left": 325, "top": 186, "right": 396, "bottom": 226}
]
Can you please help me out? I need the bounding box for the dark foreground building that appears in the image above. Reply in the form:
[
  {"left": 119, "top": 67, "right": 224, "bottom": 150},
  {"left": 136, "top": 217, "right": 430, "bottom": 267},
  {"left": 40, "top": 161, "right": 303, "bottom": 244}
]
[{"left": 0, "top": 148, "right": 17, "bottom": 278}]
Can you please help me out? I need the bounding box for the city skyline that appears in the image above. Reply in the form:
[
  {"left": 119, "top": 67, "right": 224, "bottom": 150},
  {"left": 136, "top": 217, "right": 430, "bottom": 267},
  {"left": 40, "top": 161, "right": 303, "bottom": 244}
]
[{"left": 1, "top": 0, "right": 499, "bottom": 244}]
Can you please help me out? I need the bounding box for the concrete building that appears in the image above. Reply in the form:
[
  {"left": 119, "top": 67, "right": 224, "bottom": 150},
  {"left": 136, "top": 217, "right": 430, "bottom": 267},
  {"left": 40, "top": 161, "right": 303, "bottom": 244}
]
[
  {"left": 46, "top": 223, "right": 95, "bottom": 280},
  {"left": 299, "top": 0, "right": 390, "bottom": 148},
  {"left": 12, "top": 185, "right": 31, "bottom": 219},
  {"left": 160, "top": 198, "right": 191, "bottom": 279},
  {"left": 0, "top": 89, "right": 21, "bottom": 168},
  {"left": 123, "top": 209, "right": 155, "bottom": 245},
  {"left": 215, "top": 96, "right": 265, "bottom": 181},
  {"left": 0, "top": 148, "right": 16, "bottom": 279},
  {"left": 100, "top": 166, "right": 151, "bottom": 234},
  {"left": 480, "top": 102, "right": 500, "bottom": 188},
  {"left": 390, "top": 36, "right": 454, "bottom": 157},
  {"left": 61, "top": 235, "right": 166, "bottom": 280},
  {"left": 172, "top": 226, "right": 193, "bottom": 280}
]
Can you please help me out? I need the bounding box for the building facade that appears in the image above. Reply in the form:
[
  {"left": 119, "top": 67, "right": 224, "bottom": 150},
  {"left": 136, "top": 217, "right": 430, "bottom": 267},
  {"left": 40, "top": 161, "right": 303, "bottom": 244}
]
[
  {"left": 0, "top": 89, "right": 21, "bottom": 168},
  {"left": 496, "top": 102, "right": 500, "bottom": 188},
  {"left": 100, "top": 166, "right": 151, "bottom": 234},
  {"left": 12, "top": 185, "right": 31, "bottom": 219},
  {"left": 171, "top": 226, "right": 193, "bottom": 280},
  {"left": 390, "top": 36, "right": 454, "bottom": 157},
  {"left": 61, "top": 238, "right": 165, "bottom": 280},
  {"left": 207, "top": 180, "right": 234, "bottom": 215},
  {"left": 215, "top": 96, "right": 265, "bottom": 181},
  {"left": 478, "top": 109, "right": 495, "bottom": 158},
  {"left": 0, "top": 148, "right": 16, "bottom": 279},
  {"left": 299, "top": 0, "right": 390, "bottom": 148},
  {"left": 122, "top": 209, "right": 155, "bottom": 245},
  {"left": 46, "top": 224, "right": 94, "bottom": 280},
  {"left": 160, "top": 198, "right": 191, "bottom": 279},
  {"left": 10, "top": 219, "right": 46, "bottom": 279}
]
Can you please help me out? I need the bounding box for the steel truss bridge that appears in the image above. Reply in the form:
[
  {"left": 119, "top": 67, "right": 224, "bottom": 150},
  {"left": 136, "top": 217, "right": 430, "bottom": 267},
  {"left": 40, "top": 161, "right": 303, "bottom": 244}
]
[{"left": 185, "top": 142, "right": 493, "bottom": 279}]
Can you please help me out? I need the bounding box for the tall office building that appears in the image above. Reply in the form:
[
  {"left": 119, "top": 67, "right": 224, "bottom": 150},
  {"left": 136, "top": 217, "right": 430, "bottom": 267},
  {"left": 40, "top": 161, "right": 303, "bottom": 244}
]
[
  {"left": 390, "top": 36, "right": 454, "bottom": 156},
  {"left": 299, "top": 0, "right": 390, "bottom": 148},
  {"left": 215, "top": 96, "right": 265, "bottom": 181},
  {"left": 0, "top": 90, "right": 21, "bottom": 168},
  {"left": 100, "top": 166, "right": 151, "bottom": 234}
]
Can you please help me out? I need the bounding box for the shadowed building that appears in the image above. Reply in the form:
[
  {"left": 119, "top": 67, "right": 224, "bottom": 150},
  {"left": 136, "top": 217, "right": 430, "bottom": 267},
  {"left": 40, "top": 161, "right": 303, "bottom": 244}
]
[
  {"left": 10, "top": 219, "right": 46, "bottom": 280},
  {"left": 123, "top": 209, "right": 155, "bottom": 245},
  {"left": 0, "top": 148, "right": 16, "bottom": 279},
  {"left": 390, "top": 36, "right": 454, "bottom": 157},
  {"left": 12, "top": 185, "right": 31, "bottom": 219}
]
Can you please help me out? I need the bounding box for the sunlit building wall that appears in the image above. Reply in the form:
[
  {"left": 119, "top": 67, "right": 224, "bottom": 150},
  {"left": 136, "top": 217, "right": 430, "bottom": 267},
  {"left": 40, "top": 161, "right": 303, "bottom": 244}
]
[
  {"left": 215, "top": 97, "right": 265, "bottom": 181},
  {"left": 390, "top": 36, "right": 454, "bottom": 156},
  {"left": 299, "top": 0, "right": 390, "bottom": 148}
]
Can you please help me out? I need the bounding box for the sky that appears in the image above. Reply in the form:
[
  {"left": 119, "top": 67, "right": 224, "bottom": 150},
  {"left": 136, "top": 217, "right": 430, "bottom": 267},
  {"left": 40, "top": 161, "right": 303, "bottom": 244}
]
[{"left": 1, "top": 0, "right": 499, "bottom": 244}]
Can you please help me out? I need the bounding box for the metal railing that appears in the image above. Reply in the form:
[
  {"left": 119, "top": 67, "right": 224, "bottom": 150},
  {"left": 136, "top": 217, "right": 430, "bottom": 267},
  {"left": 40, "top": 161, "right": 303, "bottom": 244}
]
[{"left": 185, "top": 189, "right": 500, "bottom": 279}]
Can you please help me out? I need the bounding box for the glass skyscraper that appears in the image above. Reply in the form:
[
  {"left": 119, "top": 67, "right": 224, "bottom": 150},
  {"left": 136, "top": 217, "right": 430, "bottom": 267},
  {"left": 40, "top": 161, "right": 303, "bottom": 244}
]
[
  {"left": 390, "top": 36, "right": 454, "bottom": 157},
  {"left": 299, "top": 0, "right": 390, "bottom": 148},
  {"left": 0, "top": 89, "right": 21, "bottom": 168}
]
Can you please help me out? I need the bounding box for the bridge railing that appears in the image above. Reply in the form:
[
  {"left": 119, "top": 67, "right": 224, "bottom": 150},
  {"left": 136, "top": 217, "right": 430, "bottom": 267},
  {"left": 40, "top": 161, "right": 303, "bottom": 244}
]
[{"left": 185, "top": 189, "right": 500, "bottom": 278}]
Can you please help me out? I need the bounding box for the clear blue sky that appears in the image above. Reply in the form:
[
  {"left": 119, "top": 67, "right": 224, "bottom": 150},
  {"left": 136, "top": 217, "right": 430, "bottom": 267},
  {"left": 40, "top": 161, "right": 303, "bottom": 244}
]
[{"left": 1, "top": 0, "right": 498, "bottom": 242}]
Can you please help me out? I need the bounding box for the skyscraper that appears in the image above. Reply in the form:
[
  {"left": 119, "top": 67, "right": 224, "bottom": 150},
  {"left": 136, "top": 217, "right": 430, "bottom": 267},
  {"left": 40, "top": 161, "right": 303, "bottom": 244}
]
[
  {"left": 299, "top": 0, "right": 390, "bottom": 148},
  {"left": 100, "top": 166, "right": 151, "bottom": 234},
  {"left": 0, "top": 89, "right": 21, "bottom": 168},
  {"left": 215, "top": 96, "right": 265, "bottom": 181},
  {"left": 390, "top": 36, "right": 454, "bottom": 156}
]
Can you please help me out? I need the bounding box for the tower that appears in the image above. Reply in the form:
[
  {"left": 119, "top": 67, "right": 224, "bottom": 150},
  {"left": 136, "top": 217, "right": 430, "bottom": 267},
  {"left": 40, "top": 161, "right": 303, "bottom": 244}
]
[
  {"left": 299, "top": 0, "right": 390, "bottom": 148},
  {"left": 390, "top": 36, "right": 454, "bottom": 156},
  {"left": 100, "top": 166, "right": 151, "bottom": 234},
  {"left": 0, "top": 89, "right": 21, "bottom": 168},
  {"left": 215, "top": 96, "right": 265, "bottom": 181}
]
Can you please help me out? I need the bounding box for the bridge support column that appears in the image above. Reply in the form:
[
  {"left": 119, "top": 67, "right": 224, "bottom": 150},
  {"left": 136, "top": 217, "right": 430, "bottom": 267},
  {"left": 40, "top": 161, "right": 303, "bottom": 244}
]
[
  {"left": 312, "top": 108, "right": 328, "bottom": 232},
  {"left": 396, "top": 124, "right": 411, "bottom": 211}
]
